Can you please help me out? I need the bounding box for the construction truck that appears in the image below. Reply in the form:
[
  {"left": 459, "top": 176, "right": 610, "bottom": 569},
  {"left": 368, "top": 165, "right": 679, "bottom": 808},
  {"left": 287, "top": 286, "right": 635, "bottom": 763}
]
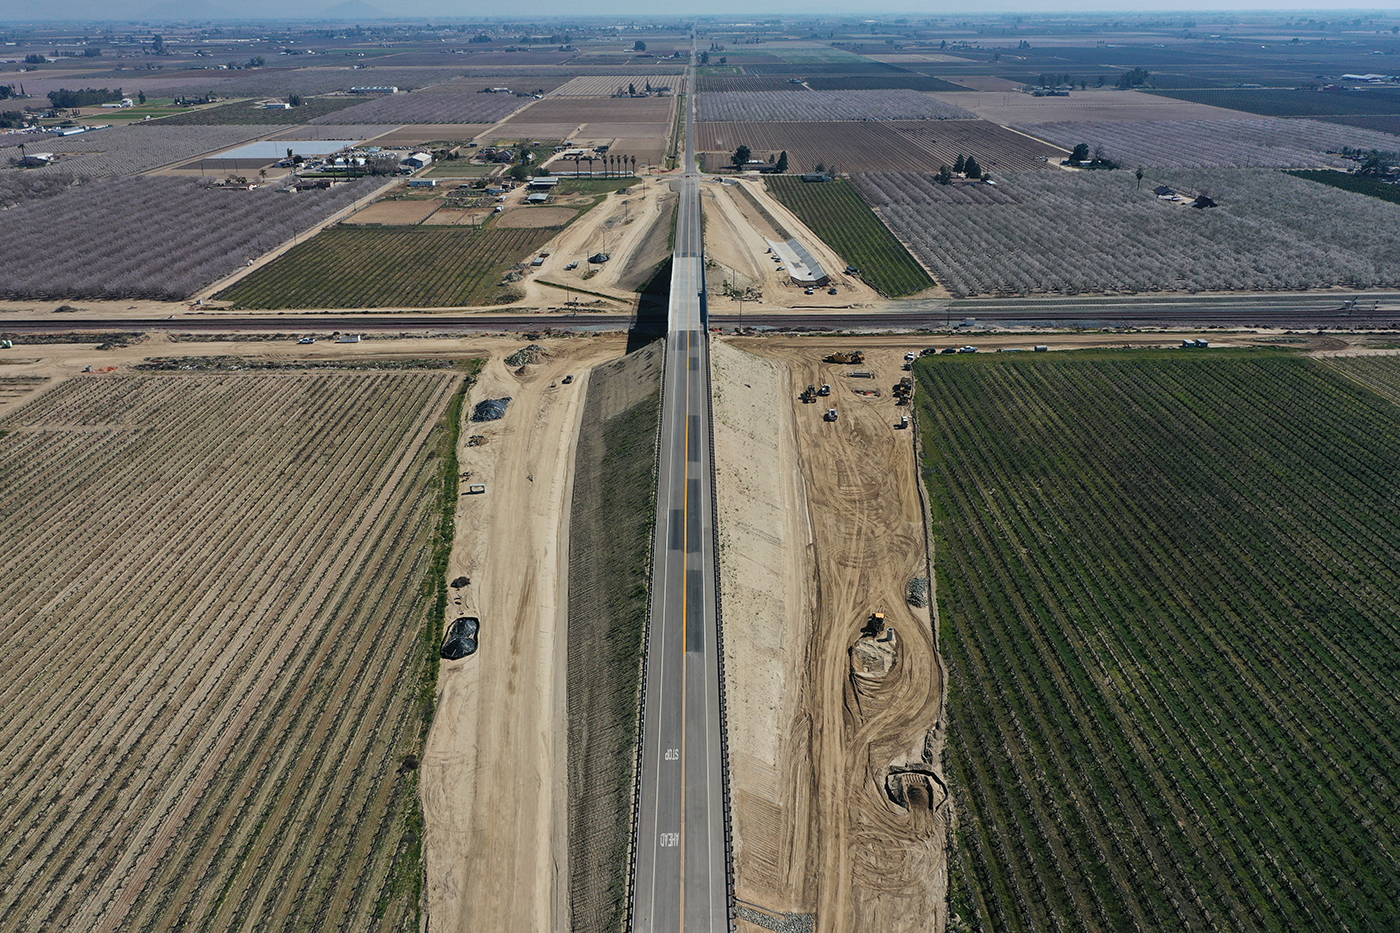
[
  {"left": 817, "top": 383, "right": 831, "bottom": 397},
  {"left": 824, "top": 350, "right": 865, "bottom": 364},
  {"left": 799, "top": 384, "right": 817, "bottom": 403},
  {"left": 824, "top": 408, "right": 838, "bottom": 422}
]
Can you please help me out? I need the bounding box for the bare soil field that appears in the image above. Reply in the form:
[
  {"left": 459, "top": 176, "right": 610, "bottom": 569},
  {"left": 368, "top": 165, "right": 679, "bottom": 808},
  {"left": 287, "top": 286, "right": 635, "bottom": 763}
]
[
  {"left": 344, "top": 198, "right": 443, "bottom": 225},
  {"left": 0, "top": 363, "right": 461, "bottom": 933},
  {"left": 370, "top": 125, "right": 498, "bottom": 146},
  {"left": 420, "top": 334, "right": 630, "bottom": 933},
  {"left": 606, "top": 136, "right": 668, "bottom": 166},
  {"left": 714, "top": 337, "right": 947, "bottom": 933},
  {"left": 495, "top": 206, "right": 579, "bottom": 228},
  {"left": 421, "top": 208, "right": 484, "bottom": 226},
  {"left": 484, "top": 121, "right": 580, "bottom": 140},
  {"left": 928, "top": 86, "right": 1266, "bottom": 124}
]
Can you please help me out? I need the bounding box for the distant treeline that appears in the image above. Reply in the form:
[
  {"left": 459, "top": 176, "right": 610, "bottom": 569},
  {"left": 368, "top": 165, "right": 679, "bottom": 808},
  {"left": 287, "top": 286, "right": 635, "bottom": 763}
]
[{"left": 47, "top": 88, "right": 123, "bottom": 109}]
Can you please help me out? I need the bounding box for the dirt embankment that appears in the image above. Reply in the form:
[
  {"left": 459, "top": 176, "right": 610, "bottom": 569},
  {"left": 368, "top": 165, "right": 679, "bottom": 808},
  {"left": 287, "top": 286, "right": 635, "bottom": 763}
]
[
  {"left": 566, "top": 341, "right": 664, "bottom": 933},
  {"left": 419, "top": 334, "right": 627, "bottom": 933},
  {"left": 715, "top": 338, "right": 947, "bottom": 933},
  {"left": 712, "top": 340, "right": 816, "bottom": 918}
]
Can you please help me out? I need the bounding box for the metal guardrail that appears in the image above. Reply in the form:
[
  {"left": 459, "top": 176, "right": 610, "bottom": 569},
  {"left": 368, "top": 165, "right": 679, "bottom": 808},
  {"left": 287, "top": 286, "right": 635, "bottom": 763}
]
[{"left": 701, "top": 274, "right": 738, "bottom": 931}]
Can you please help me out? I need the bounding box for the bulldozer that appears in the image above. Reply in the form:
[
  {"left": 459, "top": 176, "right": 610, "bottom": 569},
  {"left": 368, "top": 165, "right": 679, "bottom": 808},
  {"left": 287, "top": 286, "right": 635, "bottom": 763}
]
[
  {"left": 824, "top": 350, "right": 865, "bottom": 365},
  {"left": 799, "top": 384, "right": 817, "bottom": 403}
]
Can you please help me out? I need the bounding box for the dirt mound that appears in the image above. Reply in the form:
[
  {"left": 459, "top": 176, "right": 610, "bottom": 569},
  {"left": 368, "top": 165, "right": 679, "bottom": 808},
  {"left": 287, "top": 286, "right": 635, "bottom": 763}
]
[
  {"left": 504, "top": 344, "right": 547, "bottom": 366},
  {"left": 471, "top": 397, "right": 511, "bottom": 421}
]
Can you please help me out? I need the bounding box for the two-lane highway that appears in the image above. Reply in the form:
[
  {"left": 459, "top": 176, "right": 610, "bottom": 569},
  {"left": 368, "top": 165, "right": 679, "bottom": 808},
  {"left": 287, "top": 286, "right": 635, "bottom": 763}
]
[{"left": 631, "top": 45, "right": 731, "bottom": 933}]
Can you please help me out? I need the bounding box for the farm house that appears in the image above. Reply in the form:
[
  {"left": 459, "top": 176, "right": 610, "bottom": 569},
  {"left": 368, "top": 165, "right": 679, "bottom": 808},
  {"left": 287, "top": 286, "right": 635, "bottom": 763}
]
[{"left": 766, "top": 238, "right": 829, "bottom": 286}]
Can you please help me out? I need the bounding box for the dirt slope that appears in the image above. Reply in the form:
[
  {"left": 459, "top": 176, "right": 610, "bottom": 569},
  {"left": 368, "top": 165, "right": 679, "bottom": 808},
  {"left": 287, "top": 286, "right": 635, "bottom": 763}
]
[{"left": 419, "top": 334, "right": 626, "bottom": 933}]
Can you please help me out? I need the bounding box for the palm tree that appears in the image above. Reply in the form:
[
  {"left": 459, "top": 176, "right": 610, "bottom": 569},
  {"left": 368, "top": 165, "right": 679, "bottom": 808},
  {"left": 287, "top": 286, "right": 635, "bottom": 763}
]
[
  {"left": 572, "top": 153, "right": 580, "bottom": 178},
  {"left": 629, "top": 155, "right": 636, "bottom": 176},
  {"left": 585, "top": 155, "right": 594, "bottom": 178}
]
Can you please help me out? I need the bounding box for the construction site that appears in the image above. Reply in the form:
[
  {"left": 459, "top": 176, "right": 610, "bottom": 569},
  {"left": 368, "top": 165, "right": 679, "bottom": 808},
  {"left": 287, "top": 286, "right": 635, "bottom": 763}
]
[{"left": 711, "top": 338, "right": 947, "bottom": 933}]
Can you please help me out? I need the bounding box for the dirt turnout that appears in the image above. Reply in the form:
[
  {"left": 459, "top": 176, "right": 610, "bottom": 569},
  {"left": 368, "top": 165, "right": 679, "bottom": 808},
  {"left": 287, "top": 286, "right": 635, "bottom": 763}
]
[
  {"left": 714, "top": 337, "right": 947, "bottom": 932},
  {"left": 420, "top": 334, "right": 627, "bottom": 933}
]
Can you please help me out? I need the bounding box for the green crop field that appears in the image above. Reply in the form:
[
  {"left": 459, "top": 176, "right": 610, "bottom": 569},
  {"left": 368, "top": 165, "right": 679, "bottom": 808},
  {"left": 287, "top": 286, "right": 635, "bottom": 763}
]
[
  {"left": 157, "top": 96, "right": 366, "bottom": 125},
  {"left": 915, "top": 351, "right": 1400, "bottom": 933},
  {"left": 765, "top": 176, "right": 934, "bottom": 297},
  {"left": 1147, "top": 87, "right": 1400, "bottom": 118},
  {"left": 1287, "top": 169, "right": 1400, "bottom": 206},
  {"left": 216, "top": 224, "right": 558, "bottom": 309}
]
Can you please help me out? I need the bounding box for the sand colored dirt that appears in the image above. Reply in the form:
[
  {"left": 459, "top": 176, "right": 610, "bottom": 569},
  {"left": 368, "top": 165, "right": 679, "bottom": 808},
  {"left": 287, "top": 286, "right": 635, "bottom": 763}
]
[
  {"left": 714, "top": 336, "right": 948, "bottom": 933},
  {"left": 419, "top": 333, "right": 629, "bottom": 933},
  {"left": 495, "top": 206, "right": 579, "bottom": 228},
  {"left": 342, "top": 198, "right": 443, "bottom": 224},
  {"left": 511, "top": 178, "right": 676, "bottom": 306}
]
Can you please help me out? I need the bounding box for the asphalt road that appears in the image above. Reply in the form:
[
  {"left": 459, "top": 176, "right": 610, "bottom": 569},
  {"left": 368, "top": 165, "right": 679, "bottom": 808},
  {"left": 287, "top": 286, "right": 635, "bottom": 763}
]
[
  {"left": 631, "top": 48, "right": 732, "bottom": 933},
  {"left": 8, "top": 293, "right": 1399, "bottom": 338}
]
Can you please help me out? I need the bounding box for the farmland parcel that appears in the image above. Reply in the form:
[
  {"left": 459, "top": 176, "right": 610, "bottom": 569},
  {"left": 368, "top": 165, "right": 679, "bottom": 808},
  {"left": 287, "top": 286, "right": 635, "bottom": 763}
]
[
  {"left": 764, "top": 176, "right": 933, "bottom": 298},
  {"left": 916, "top": 352, "right": 1400, "bottom": 933},
  {"left": 216, "top": 225, "right": 560, "bottom": 309},
  {"left": 852, "top": 168, "right": 1400, "bottom": 296},
  {"left": 0, "top": 177, "right": 381, "bottom": 301},
  {"left": 0, "top": 369, "right": 465, "bottom": 933}
]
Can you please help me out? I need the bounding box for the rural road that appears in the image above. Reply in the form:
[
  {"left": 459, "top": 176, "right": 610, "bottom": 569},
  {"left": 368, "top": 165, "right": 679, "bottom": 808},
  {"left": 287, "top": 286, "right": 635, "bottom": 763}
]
[{"left": 630, "top": 48, "right": 732, "bottom": 933}]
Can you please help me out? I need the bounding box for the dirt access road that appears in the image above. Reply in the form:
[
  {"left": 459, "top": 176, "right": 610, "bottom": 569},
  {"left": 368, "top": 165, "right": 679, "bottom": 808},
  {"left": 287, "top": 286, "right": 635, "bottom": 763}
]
[
  {"left": 714, "top": 337, "right": 947, "bottom": 933},
  {"left": 419, "top": 333, "right": 628, "bottom": 933}
]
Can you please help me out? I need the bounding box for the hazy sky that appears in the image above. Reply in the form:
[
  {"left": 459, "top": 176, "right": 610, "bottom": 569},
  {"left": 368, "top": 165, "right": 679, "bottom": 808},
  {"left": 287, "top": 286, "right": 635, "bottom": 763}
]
[{"left": 2, "top": 0, "right": 1400, "bottom": 22}]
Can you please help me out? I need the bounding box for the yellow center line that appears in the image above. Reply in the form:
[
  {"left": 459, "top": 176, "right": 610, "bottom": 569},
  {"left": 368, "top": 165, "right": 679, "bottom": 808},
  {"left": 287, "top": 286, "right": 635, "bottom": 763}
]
[{"left": 677, "top": 324, "right": 692, "bottom": 924}]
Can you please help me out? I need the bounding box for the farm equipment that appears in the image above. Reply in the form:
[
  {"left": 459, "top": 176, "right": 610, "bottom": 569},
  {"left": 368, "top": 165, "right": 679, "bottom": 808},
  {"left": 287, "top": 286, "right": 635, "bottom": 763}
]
[
  {"left": 799, "top": 384, "right": 817, "bottom": 403},
  {"left": 861, "top": 611, "right": 890, "bottom": 638},
  {"left": 894, "top": 377, "right": 914, "bottom": 405},
  {"left": 825, "top": 350, "right": 865, "bottom": 364}
]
